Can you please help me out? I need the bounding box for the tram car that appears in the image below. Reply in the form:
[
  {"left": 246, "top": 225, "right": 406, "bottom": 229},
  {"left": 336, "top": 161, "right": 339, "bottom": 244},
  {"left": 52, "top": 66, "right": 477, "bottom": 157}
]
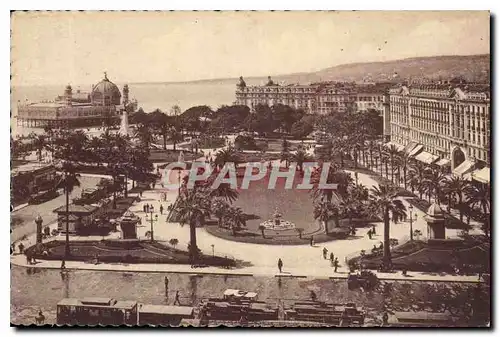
[
  {"left": 283, "top": 300, "right": 365, "bottom": 326},
  {"left": 138, "top": 304, "right": 195, "bottom": 326},
  {"left": 387, "top": 311, "right": 456, "bottom": 327}
]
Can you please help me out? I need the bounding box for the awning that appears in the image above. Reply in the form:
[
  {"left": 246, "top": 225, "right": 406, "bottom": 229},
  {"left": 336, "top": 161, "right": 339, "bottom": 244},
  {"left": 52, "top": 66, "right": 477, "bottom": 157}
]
[
  {"left": 404, "top": 141, "right": 418, "bottom": 154},
  {"left": 384, "top": 142, "right": 405, "bottom": 152},
  {"left": 408, "top": 144, "right": 424, "bottom": 157},
  {"left": 415, "top": 151, "right": 439, "bottom": 165},
  {"left": 434, "top": 158, "right": 451, "bottom": 167},
  {"left": 471, "top": 167, "right": 490, "bottom": 184},
  {"left": 453, "top": 159, "right": 476, "bottom": 177}
]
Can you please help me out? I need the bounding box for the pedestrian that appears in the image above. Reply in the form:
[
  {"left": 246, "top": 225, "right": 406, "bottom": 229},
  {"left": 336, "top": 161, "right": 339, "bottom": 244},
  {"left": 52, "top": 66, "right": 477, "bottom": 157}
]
[
  {"left": 26, "top": 254, "right": 30, "bottom": 265},
  {"left": 145, "top": 204, "right": 149, "bottom": 213},
  {"left": 330, "top": 253, "right": 334, "bottom": 266},
  {"left": 160, "top": 204, "right": 164, "bottom": 215},
  {"left": 334, "top": 258, "right": 339, "bottom": 273},
  {"left": 277, "top": 258, "right": 283, "bottom": 273},
  {"left": 18, "top": 242, "right": 25, "bottom": 254},
  {"left": 372, "top": 225, "right": 376, "bottom": 235},
  {"left": 310, "top": 290, "right": 317, "bottom": 302},
  {"left": 310, "top": 236, "right": 314, "bottom": 247},
  {"left": 164, "top": 276, "right": 169, "bottom": 296},
  {"left": 143, "top": 204, "right": 146, "bottom": 212},
  {"left": 140, "top": 190, "right": 143, "bottom": 197},
  {"left": 367, "top": 229, "right": 372, "bottom": 240},
  {"left": 322, "top": 247, "right": 328, "bottom": 259},
  {"left": 60, "top": 260, "right": 66, "bottom": 270},
  {"left": 174, "top": 291, "right": 181, "bottom": 305}
]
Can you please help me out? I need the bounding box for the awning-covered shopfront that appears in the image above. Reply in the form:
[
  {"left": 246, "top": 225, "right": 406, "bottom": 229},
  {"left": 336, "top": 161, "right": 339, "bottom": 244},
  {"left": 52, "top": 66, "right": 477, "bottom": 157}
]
[
  {"left": 403, "top": 142, "right": 418, "bottom": 154},
  {"left": 434, "top": 158, "right": 451, "bottom": 167},
  {"left": 415, "top": 151, "right": 439, "bottom": 165},
  {"left": 452, "top": 159, "right": 476, "bottom": 177},
  {"left": 408, "top": 144, "right": 424, "bottom": 157},
  {"left": 469, "top": 167, "right": 490, "bottom": 184}
]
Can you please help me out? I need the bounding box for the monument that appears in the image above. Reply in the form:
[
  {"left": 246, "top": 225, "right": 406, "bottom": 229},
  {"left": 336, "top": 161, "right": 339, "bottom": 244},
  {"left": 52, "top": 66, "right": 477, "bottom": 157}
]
[
  {"left": 118, "top": 110, "right": 130, "bottom": 137},
  {"left": 424, "top": 203, "right": 446, "bottom": 240}
]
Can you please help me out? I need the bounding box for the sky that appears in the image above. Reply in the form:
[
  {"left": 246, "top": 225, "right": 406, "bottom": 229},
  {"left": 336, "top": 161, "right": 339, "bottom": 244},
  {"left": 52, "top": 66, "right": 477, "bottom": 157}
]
[{"left": 11, "top": 11, "right": 490, "bottom": 86}]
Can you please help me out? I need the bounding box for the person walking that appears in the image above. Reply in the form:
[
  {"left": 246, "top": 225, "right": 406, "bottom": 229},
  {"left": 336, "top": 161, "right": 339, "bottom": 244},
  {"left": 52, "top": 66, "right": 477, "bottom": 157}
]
[
  {"left": 322, "top": 247, "right": 328, "bottom": 259},
  {"left": 367, "top": 229, "right": 372, "bottom": 240},
  {"left": 330, "top": 253, "right": 334, "bottom": 266},
  {"left": 174, "top": 291, "right": 181, "bottom": 305},
  {"left": 372, "top": 225, "right": 376, "bottom": 235},
  {"left": 60, "top": 260, "right": 66, "bottom": 270},
  {"left": 145, "top": 204, "right": 149, "bottom": 213},
  {"left": 160, "top": 204, "right": 164, "bottom": 215},
  {"left": 18, "top": 242, "right": 24, "bottom": 254},
  {"left": 277, "top": 258, "right": 283, "bottom": 273},
  {"left": 334, "top": 257, "right": 339, "bottom": 273},
  {"left": 310, "top": 236, "right": 314, "bottom": 247}
]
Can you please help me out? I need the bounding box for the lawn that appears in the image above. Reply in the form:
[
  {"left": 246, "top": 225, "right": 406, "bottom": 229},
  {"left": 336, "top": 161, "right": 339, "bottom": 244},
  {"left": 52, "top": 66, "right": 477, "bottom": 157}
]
[
  {"left": 148, "top": 149, "right": 201, "bottom": 163},
  {"left": 205, "top": 169, "right": 352, "bottom": 245}
]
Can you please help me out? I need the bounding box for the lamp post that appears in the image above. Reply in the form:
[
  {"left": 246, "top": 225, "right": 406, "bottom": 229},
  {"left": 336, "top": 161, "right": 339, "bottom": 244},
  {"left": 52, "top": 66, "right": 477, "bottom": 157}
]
[
  {"left": 35, "top": 215, "right": 43, "bottom": 244},
  {"left": 409, "top": 205, "right": 414, "bottom": 241},
  {"left": 146, "top": 207, "right": 158, "bottom": 242},
  {"left": 211, "top": 244, "right": 215, "bottom": 257}
]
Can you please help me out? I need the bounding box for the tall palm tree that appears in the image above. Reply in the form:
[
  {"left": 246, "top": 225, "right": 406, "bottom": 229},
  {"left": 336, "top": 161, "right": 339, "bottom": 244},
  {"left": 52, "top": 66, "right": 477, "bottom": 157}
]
[
  {"left": 56, "top": 162, "right": 81, "bottom": 257},
  {"left": 384, "top": 144, "right": 400, "bottom": 184},
  {"left": 408, "top": 161, "right": 429, "bottom": 200},
  {"left": 208, "top": 182, "right": 239, "bottom": 204},
  {"left": 397, "top": 152, "right": 412, "bottom": 190},
  {"left": 368, "top": 184, "right": 406, "bottom": 270},
  {"left": 211, "top": 198, "right": 229, "bottom": 227},
  {"left": 466, "top": 182, "right": 491, "bottom": 237},
  {"left": 443, "top": 176, "right": 470, "bottom": 219},
  {"left": 29, "top": 132, "right": 47, "bottom": 162},
  {"left": 313, "top": 200, "right": 339, "bottom": 234},
  {"left": 424, "top": 168, "right": 447, "bottom": 204},
  {"left": 291, "top": 149, "right": 313, "bottom": 172},
  {"left": 176, "top": 188, "right": 211, "bottom": 263}
]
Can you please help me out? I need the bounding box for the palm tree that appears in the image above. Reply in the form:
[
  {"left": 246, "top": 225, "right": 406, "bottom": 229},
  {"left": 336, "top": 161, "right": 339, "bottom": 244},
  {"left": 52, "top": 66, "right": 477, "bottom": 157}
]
[
  {"left": 211, "top": 198, "right": 229, "bottom": 227},
  {"left": 168, "top": 127, "right": 182, "bottom": 151},
  {"left": 214, "top": 147, "right": 239, "bottom": 170},
  {"left": 384, "top": 144, "right": 400, "bottom": 184},
  {"left": 280, "top": 139, "right": 291, "bottom": 168},
  {"left": 424, "top": 168, "right": 447, "bottom": 204},
  {"left": 176, "top": 188, "right": 211, "bottom": 263},
  {"left": 466, "top": 182, "right": 491, "bottom": 237},
  {"left": 397, "top": 152, "right": 412, "bottom": 190},
  {"left": 29, "top": 132, "right": 47, "bottom": 162},
  {"left": 225, "top": 207, "right": 246, "bottom": 236},
  {"left": 443, "top": 176, "right": 470, "bottom": 220},
  {"left": 368, "top": 184, "right": 406, "bottom": 270},
  {"left": 313, "top": 200, "right": 340, "bottom": 234},
  {"left": 408, "top": 161, "right": 429, "bottom": 199},
  {"left": 291, "top": 149, "right": 313, "bottom": 172},
  {"left": 56, "top": 162, "right": 81, "bottom": 257}
]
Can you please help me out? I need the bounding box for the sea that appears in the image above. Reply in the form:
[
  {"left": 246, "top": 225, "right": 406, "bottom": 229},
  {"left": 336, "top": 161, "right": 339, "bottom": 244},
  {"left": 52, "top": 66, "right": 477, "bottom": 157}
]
[{"left": 10, "top": 81, "right": 237, "bottom": 137}]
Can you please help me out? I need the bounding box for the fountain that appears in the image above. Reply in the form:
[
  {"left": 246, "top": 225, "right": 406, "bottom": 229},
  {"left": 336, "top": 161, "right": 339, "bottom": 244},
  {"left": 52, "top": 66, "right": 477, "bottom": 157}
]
[{"left": 260, "top": 207, "right": 296, "bottom": 231}]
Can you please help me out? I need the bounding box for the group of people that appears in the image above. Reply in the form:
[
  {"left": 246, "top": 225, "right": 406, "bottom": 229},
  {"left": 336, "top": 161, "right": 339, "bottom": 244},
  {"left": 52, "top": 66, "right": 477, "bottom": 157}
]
[
  {"left": 367, "top": 225, "right": 377, "bottom": 240},
  {"left": 322, "top": 248, "right": 340, "bottom": 272}
]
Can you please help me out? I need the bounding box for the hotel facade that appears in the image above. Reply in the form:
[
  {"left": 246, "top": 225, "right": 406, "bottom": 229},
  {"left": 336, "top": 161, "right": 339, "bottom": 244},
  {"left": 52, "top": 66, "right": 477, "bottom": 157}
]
[
  {"left": 235, "top": 76, "right": 390, "bottom": 116},
  {"left": 388, "top": 82, "right": 490, "bottom": 178}
]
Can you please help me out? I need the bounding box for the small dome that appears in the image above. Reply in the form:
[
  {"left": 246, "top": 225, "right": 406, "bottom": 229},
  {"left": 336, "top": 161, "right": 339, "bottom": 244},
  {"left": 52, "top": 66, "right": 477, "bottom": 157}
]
[{"left": 427, "top": 203, "right": 444, "bottom": 217}]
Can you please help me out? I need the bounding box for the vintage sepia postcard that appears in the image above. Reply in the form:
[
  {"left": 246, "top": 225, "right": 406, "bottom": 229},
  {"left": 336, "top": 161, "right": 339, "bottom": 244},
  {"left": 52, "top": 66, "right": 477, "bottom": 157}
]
[{"left": 10, "top": 10, "right": 490, "bottom": 327}]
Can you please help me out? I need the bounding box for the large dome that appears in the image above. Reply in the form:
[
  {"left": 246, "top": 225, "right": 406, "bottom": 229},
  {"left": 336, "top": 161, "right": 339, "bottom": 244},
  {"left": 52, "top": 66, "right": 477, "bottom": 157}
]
[{"left": 91, "top": 73, "right": 121, "bottom": 106}]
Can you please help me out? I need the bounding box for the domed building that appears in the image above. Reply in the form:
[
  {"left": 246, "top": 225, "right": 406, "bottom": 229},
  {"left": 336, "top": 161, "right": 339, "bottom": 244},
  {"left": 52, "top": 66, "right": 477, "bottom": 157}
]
[
  {"left": 91, "top": 73, "right": 122, "bottom": 106},
  {"left": 16, "top": 72, "right": 137, "bottom": 128}
]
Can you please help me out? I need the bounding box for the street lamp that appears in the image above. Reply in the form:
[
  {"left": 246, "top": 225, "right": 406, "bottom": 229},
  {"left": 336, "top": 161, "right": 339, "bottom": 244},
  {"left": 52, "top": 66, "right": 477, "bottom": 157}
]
[
  {"left": 35, "top": 215, "right": 43, "bottom": 244},
  {"left": 409, "top": 205, "right": 414, "bottom": 241},
  {"left": 145, "top": 208, "right": 158, "bottom": 242}
]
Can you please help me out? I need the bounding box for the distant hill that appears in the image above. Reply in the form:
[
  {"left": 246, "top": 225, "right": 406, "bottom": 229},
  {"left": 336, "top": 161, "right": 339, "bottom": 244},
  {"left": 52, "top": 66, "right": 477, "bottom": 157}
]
[{"left": 144, "top": 54, "right": 490, "bottom": 86}]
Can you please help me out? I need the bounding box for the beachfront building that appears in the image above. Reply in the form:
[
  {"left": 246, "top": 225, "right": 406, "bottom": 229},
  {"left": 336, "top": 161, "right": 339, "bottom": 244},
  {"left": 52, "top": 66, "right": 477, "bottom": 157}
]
[
  {"left": 235, "top": 76, "right": 390, "bottom": 117},
  {"left": 16, "top": 73, "right": 137, "bottom": 128},
  {"left": 388, "top": 82, "right": 490, "bottom": 181}
]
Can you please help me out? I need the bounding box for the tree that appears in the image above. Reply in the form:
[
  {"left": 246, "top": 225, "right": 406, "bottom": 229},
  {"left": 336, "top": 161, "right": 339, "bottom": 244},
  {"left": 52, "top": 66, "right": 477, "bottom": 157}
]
[
  {"left": 169, "top": 238, "right": 179, "bottom": 248},
  {"left": 56, "top": 162, "right": 81, "bottom": 257},
  {"left": 208, "top": 182, "right": 239, "bottom": 204},
  {"left": 28, "top": 132, "right": 47, "bottom": 162},
  {"left": 466, "top": 182, "right": 491, "bottom": 237},
  {"left": 296, "top": 228, "right": 305, "bottom": 239},
  {"left": 212, "top": 198, "right": 229, "bottom": 227},
  {"left": 397, "top": 152, "right": 412, "bottom": 190},
  {"left": 443, "top": 176, "right": 470, "bottom": 220},
  {"left": 291, "top": 149, "right": 313, "bottom": 172},
  {"left": 168, "top": 127, "right": 182, "bottom": 151},
  {"left": 408, "top": 161, "right": 429, "bottom": 199},
  {"left": 224, "top": 207, "right": 246, "bottom": 236},
  {"left": 214, "top": 147, "right": 239, "bottom": 170},
  {"left": 176, "top": 188, "right": 211, "bottom": 263},
  {"left": 424, "top": 167, "right": 447, "bottom": 204},
  {"left": 384, "top": 145, "right": 401, "bottom": 184},
  {"left": 368, "top": 184, "right": 406, "bottom": 270},
  {"left": 291, "top": 116, "right": 315, "bottom": 139},
  {"left": 313, "top": 200, "right": 339, "bottom": 234},
  {"left": 280, "top": 139, "right": 291, "bottom": 168}
]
